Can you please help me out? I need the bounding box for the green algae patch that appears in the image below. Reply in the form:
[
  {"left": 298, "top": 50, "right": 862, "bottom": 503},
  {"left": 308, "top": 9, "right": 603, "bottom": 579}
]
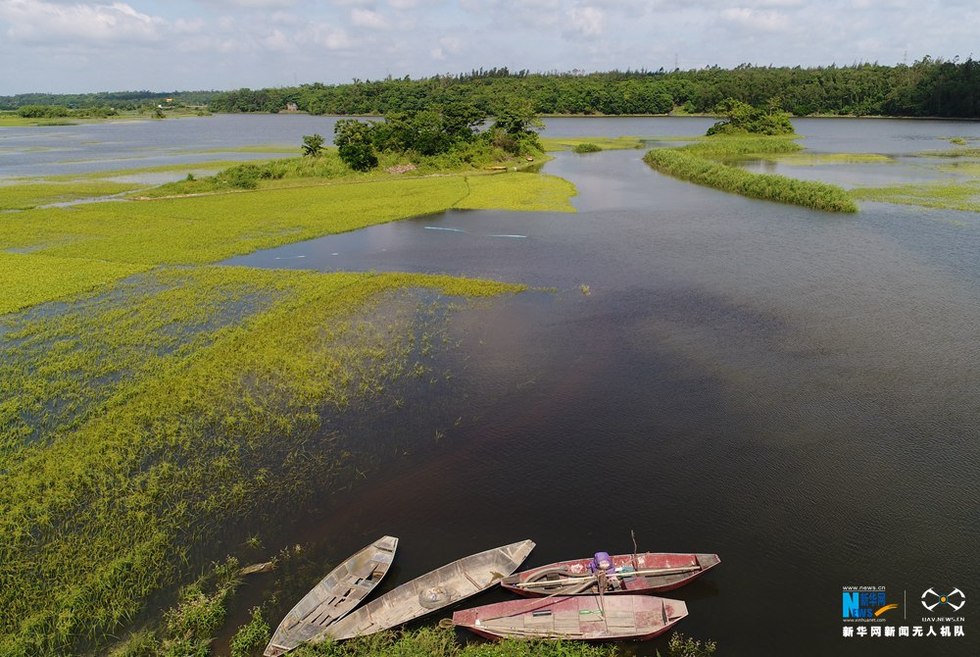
[
  {"left": 455, "top": 172, "right": 577, "bottom": 212},
  {"left": 0, "top": 265, "right": 524, "bottom": 657},
  {"left": 0, "top": 252, "right": 149, "bottom": 314},
  {"left": 0, "top": 180, "right": 141, "bottom": 210}
]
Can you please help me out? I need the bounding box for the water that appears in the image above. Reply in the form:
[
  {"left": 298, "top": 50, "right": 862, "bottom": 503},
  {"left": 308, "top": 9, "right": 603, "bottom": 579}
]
[
  {"left": 226, "top": 130, "right": 980, "bottom": 656},
  {"left": 7, "top": 115, "right": 979, "bottom": 655},
  {"left": 0, "top": 114, "right": 350, "bottom": 178}
]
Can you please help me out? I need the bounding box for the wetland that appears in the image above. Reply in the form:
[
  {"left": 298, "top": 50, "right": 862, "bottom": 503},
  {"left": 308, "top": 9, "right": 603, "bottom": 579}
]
[{"left": 2, "top": 114, "right": 979, "bottom": 657}]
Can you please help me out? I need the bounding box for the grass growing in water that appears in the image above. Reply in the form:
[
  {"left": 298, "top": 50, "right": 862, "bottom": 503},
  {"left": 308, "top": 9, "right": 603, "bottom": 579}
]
[
  {"left": 850, "top": 180, "right": 980, "bottom": 212},
  {"left": 644, "top": 136, "right": 858, "bottom": 213},
  {"left": 0, "top": 180, "right": 141, "bottom": 210},
  {"left": 0, "top": 266, "right": 524, "bottom": 657},
  {"left": 0, "top": 252, "right": 149, "bottom": 314},
  {"left": 541, "top": 136, "right": 646, "bottom": 152},
  {"left": 1, "top": 147, "right": 568, "bottom": 655}
]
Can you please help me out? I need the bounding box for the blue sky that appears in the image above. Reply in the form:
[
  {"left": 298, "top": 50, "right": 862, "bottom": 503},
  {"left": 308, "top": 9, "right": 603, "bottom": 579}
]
[{"left": 0, "top": 0, "right": 976, "bottom": 94}]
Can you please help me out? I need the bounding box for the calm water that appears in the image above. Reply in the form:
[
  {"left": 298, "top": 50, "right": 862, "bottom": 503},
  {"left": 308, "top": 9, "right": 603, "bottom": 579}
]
[
  {"left": 7, "top": 116, "right": 979, "bottom": 655},
  {"left": 225, "top": 120, "right": 980, "bottom": 657}
]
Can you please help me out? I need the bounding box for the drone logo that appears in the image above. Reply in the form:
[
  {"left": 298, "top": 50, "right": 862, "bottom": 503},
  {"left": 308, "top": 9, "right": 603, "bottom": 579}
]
[{"left": 921, "top": 588, "right": 966, "bottom": 612}]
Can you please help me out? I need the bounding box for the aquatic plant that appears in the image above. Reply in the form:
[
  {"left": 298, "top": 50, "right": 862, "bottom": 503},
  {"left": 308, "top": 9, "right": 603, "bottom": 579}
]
[
  {"left": 0, "top": 266, "right": 524, "bottom": 656},
  {"left": 0, "top": 252, "right": 149, "bottom": 314},
  {"left": 455, "top": 173, "right": 577, "bottom": 213},
  {"left": 850, "top": 180, "right": 980, "bottom": 212},
  {"left": 289, "top": 627, "right": 620, "bottom": 657},
  {"left": 644, "top": 137, "right": 858, "bottom": 213},
  {"left": 541, "top": 136, "right": 645, "bottom": 152},
  {"left": 0, "top": 180, "right": 140, "bottom": 210}
]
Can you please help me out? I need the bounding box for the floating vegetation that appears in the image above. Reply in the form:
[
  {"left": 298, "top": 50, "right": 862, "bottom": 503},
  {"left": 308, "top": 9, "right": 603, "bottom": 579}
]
[{"left": 644, "top": 136, "right": 858, "bottom": 213}]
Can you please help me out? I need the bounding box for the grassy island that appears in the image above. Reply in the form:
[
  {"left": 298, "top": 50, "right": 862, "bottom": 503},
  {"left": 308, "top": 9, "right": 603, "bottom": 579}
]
[
  {"left": 643, "top": 99, "right": 858, "bottom": 213},
  {"left": 644, "top": 138, "right": 859, "bottom": 213}
]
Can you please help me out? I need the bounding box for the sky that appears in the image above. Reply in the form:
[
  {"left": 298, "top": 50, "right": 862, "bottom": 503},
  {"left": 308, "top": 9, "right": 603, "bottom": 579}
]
[{"left": 0, "top": 0, "right": 977, "bottom": 95}]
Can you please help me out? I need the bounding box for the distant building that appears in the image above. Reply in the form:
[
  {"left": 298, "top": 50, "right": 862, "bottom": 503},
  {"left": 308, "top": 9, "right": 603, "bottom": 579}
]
[{"left": 285, "top": 102, "right": 299, "bottom": 112}]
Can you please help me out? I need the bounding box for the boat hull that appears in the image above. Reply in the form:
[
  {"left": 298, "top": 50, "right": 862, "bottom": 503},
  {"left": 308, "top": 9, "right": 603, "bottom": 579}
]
[
  {"left": 263, "top": 535, "right": 398, "bottom": 657},
  {"left": 501, "top": 552, "right": 720, "bottom": 597},
  {"left": 453, "top": 594, "right": 688, "bottom": 641},
  {"left": 319, "top": 538, "right": 535, "bottom": 641}
]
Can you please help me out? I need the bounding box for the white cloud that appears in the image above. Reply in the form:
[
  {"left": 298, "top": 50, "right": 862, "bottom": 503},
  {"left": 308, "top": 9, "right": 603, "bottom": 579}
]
[
  {"left": 351, "top": 7, "right": 389, "bottom": 29},
  {"left": 567, "top": 6, "right": 604, "bottom": 37},
  {"left": 0, "top": 0, "right": 166, "bottom": 43},
  {"left": 720, "top": 7, "right": 789, "bottom": 32}
]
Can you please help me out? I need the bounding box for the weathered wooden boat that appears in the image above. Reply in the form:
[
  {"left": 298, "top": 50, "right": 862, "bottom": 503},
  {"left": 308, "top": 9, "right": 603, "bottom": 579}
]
[
  {"left": 263, "top": 535, "right": 398, "bottom": 657},
  {"left": 501, "top": 552, "right": 720, "bottom": 597},
  {"left": 453, "top": 594, "right": 688, "bottom": 641},
  {"left": 317, "top": 539, "right": 536, "bottom": 641}
]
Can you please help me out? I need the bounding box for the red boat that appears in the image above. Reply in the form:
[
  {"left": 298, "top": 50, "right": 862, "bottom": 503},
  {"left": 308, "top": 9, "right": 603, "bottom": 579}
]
[
  {"left": 500, "top": 551, "right": 720, "bottom": 597},
  {"left": 453, "top": 594, "right": 688, "bottom": 641}
]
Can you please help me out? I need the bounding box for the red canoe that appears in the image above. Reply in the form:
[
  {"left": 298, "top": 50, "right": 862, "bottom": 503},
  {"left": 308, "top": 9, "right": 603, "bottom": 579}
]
[
  {"left": 500, "top": 552, "right": 720, "bottom": 597},
  {"left": 453, "top": 594, "right": 688, "bottom": 641}
]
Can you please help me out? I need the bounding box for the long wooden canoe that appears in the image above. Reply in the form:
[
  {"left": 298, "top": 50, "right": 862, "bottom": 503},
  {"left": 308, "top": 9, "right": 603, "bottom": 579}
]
[
  {"left": 264, "top": 536, "right": 398, "bottom": 656},
  {"left": 501, "top": 552, "right": 720, "bottom": 597},
  {"left": 453, "top": 594, "right": 688, "bottom": 641},
  {"left": 317, "top": 538, "right": 536, "bottom": 641}
]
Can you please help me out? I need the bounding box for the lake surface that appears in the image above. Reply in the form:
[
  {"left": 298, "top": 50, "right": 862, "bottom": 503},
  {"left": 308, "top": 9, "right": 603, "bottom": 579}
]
[
  {"left": 7, "top": 115, "right": 980, "bottom": 656},
  {"left": 225, "top": 118, "right": 979, "bottom": 656}
]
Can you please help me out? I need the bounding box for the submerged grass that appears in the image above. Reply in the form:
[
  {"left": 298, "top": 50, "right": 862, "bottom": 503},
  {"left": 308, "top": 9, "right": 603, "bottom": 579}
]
[
  {"left": 0, "top": 265, "right": 524, "bottom": 657},
  {"left": 0, "top": 180, "right": 141, "bottom": 210},
  {"left": 0, "top": 252, "right": 149, "bottom": 314},
  {"left": 1, "top": 149, "right": 565, "bottom": 655},
  {"left": 850, "top": 180, "right": 980, "bottom": 212},
  {"left": 644, "top": 136, "right": 858, "bottom": 213},
  {"left": 456, "top": 173, "right": 577, "bottom": 212},
  {"left": 541, "top": 136, "right": 646, "bottom": 152}
]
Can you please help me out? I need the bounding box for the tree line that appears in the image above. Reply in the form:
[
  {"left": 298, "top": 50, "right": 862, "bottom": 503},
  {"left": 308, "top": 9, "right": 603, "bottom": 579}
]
[
  {"left": 3, "top": 59, "right": 977, "bottom": 119},
  {"left": 207, "top": 59, "right": 979, "bottom": 119}
]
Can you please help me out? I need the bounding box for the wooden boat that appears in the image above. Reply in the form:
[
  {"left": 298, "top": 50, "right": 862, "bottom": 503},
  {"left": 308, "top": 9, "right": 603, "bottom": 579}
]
[
  {"left": 453, "top": 594, "right": 688, "bottom": 641},
  {"left": 263, "top": 536, "right": 398, "bottom": 657},
  {"left": 501, "top": 552, "right": 720, "bottom": 597},
  {"left": 317, "top": 538, "right": 535, "bottom": 641}
]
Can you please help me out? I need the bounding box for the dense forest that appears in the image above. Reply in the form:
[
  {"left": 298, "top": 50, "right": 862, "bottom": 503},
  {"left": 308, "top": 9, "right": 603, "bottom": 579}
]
[
  {"left": 2, "top": 59, "right": 977, "bottom": 118},
  {"left": 0, "top": 90, "right": 216, "bottom": 112},
  {"left": 207, "top": 59, "right": 980, "bottom": 118}
]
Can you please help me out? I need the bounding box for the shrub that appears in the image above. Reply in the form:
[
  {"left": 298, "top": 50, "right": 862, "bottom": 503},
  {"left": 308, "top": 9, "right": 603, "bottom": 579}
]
[{"left": 573, "top": 143, "right": 602, "bottom": 153}]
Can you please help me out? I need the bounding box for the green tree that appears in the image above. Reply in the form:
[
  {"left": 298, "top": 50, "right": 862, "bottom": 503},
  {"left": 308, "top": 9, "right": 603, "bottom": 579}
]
[
  {"left": 334, "top": 119, "right": 378, "bottom": 171},
  {"left": 706, "top": 97, "right": 794, "bottom": 135},
  {"left": 301, "top": 133, "right": 324, "bottom": 158}
]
